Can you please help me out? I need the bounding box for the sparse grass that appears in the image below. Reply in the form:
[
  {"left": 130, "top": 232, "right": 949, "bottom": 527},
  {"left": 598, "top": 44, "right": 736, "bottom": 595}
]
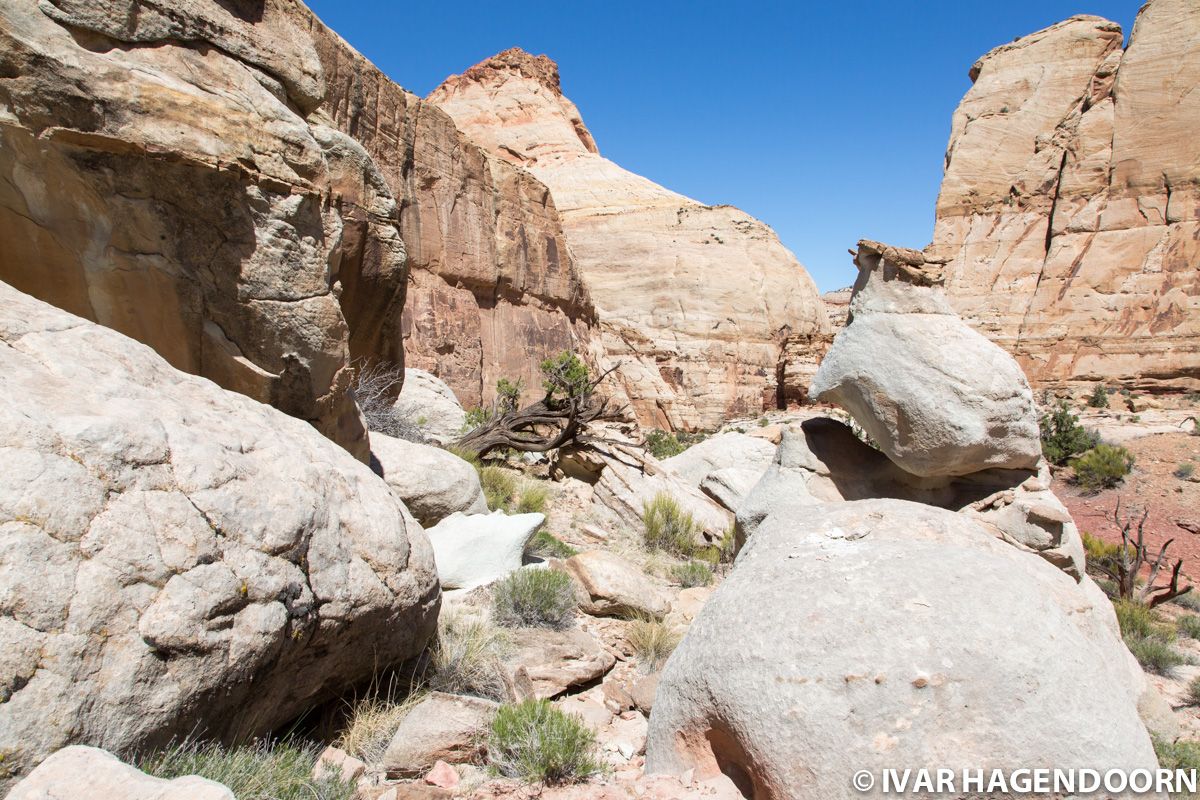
[
  {"left": 1175, "top": 592, "right": 1200, "bottom": 613},
  {"left": 1188, "top": 677, "right": 1200, "bottom": 708},
  {"left": 492, "top": 569, "right": 577, "bottom": 630},
  {"left": 1126, "top": 635, "right": 1188, "bottom": 676},
  {"left": 335, "top": 691, "right": 427, "bottom": 766},
  {"left": 516, "top": 483, "right": 549, "bottom": 514},
  {"left": 626, "top": 617, "right": 680, "bottom": 672},
  {"left": 426, "top": 610, "right": 511, "bottom": 701},
  {"left": 1176, "top": 462, "right": 1196, "bottom": 480},
  {"left": 1082, "top": 530, "right": 1134, "bottom": 566},
  {"left": 481, "top": 466, "right": 519, "bottom": 511},
  {"left": 758, "top": 417, "right": 769, "bottom": 427},
  {"left": 139, "top": 740, "right": 354, "bottom": 800},
  {"left": 1071, "top": 444, "right": 1134, "bottom": 492},
  {"left": 1114, "top": 600, "right": 1188, "bottom": 675},
  {"left": 643, "top": 493, "right": 698, "bottom": 558},
  {"left": 486, "top": 699, "right": 603, "bottom": 785},
  {"left": 669, "top": 560, "right": 713, "bottom": 588},
  {"left": 1155, "top": 737, "right": 1200, "bottom": 798},
  {"left": 527, "top": 531, "right": 578, "bottom": 560},
  {"left": 1179, "top": 615, "right": 1200, "bottom": 640},
  {"left": 1115, "top": 599, "right": 1161, "bottom": 640},
  {"left": 445, "top": 445, "right": 482, "bottom": 470}
]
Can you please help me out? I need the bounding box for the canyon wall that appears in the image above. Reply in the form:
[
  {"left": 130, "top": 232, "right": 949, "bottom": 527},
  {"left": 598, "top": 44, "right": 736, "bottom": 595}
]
[
  {"left": 928, "top": 2, "right": 1200, "bottom": 393},
  {"left": 0, "top": 0, "right": 599, "bottom": 456},
  {"left": 430, "top": 49, "right": 829, "bottom": 430}
]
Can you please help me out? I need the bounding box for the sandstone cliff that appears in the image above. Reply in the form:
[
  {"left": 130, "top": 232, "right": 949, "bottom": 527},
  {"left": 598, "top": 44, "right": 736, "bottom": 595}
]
[
  {"left": 927, "top": 2, "right": 1200, "bottom": 393},
  {"left": 0, "top": 0, "right": 599, "bottom": 454},
  {"left": 430, "top": 49, "right": 829, "bottom": 430}
]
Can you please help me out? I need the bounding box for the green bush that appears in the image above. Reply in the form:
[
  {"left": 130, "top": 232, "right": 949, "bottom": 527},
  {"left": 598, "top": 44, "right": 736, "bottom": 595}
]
[
  {"left": 1154, "top": 737, "right": 1200, "bottom": 783},
  {"left": 1180, "top": 615, "right": 1200, "bottom": 641},
  {"left": 526, "top": 530, "right": 578, "bottom": 560},
  {"left": 670, "top": 560, "right": 713, "bottom": 588},
  {"left": 481, "top": 466, "right": 519, "bottom": 511},
  {"left": 758, "top": 417, "right": 769, "bottom": 427},
  {"left": 540, "top": 351, "right": 591, "bottom": 401},
  {"left": 1070, "top": 444, "right": 1134, "bottom": 492},
  {"left": 1188, "top": 677, "right": 1200, "bottom": 708},
  {"left": 140, "top": 740, "right": 353, "bottom": 800},
  {"left": 1176, "top": 462, "right": 1196, "bottom": 480},
  {"left": 1039, "top": 401, "right": 1100, "bottom": 465},
  {"left": 492, "top": 569, "right": 577, "bottom": 630},
  {"left": 1175, "top": 592, "right": 1200, "bottom": 613},
  {"left": 496, "top": 377, "right": 524, "bottom": 413},
  {"left": 1125, "top": 634, "right": 1188, "bottom": 675},
  {"left": 1114, "top": 599, "right": 1161, "bottom": 640},
  {"left": 643, "top": 493, "right": 699, "bottom": 557},
  {"left": 643, "top": 429, "right": 708, "bottom": 460},
  {"left": 487, "top": 699, "right": 603, "bottom": 785},
  {"left": 627, "top": 617, "right": 680, "bottom": 672},
  {"left": 516, "top": 482, "right": 549, "bottom": 514},
  {"left": 462, "top": 406, "right": 493, "bottom": 433},
  {"left": 1087, "top": 384, "right": 1110, "bottom": 408}
]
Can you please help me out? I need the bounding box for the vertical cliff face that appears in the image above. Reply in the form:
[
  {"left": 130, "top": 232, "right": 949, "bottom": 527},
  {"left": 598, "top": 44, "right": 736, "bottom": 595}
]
[
  {"left": 430, "top": 49, "right": 829, "bottom": 430},
  {"left": 928, "top": 2, "right": 1200, "bottom": 392},
  {"left": 302, "top": 25, "right": 599, "bottom": 409}
]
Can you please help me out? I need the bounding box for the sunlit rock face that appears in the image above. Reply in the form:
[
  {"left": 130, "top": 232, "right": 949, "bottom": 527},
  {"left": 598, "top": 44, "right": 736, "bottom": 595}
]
[
  {"left": 928, "top": 4, "right": 1200, "bottom": 394},
  {"left": 430, "top": 48, "right": 830, "bottom": 430}
]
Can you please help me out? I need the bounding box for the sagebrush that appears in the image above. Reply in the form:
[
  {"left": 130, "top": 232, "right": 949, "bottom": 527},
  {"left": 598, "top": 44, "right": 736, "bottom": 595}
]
[
  {"left": 487, "top": 699, "right": 603, "bottom": 784},
  {"left": 1071, "top": 444, "right": 1133, "bottom": 492},
  {"left": 643, "top": 493, "right": 698, "bottom": 557},
  {"left": 425, "top": 610, "right": 510, "bottom": 701},
  {"left": 492, "top": 569, "right": 577, "bottom": 630}
]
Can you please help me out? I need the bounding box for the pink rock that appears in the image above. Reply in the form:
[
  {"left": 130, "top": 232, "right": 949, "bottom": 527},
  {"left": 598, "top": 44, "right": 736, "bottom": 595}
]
[{"left": 423, "top": 760, "right": 459, "bottom": 790}]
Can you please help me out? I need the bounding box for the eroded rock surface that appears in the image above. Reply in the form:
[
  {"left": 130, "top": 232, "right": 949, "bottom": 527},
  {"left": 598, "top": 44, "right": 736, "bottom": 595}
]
[
  {"left": 928, "top": 4, "right": 1200, "bottom": 393},
  {"left": 372, "top": 434, "right": 489, "bottom": 526},
  {"left": 430, "top": 49, "right": 829, "bottom": 429},
  {"left": 0, "top": 282, "right": 439, "bottom": 787}
]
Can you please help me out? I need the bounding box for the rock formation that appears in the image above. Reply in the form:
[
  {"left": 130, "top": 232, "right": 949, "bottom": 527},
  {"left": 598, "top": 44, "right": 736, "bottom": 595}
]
[
  {"left": 926, "top": 3, "right": 1200, "bottom": 394},
  {"left": 429, "top": 49, "right": 829, "bottom": 429},
  {"left": 370, "top": 434, "right": 489, "bottom": 526},
  {"left": 812, "top": 240, "right": 1042, "bottom": 477},
  {"left": 0, "top": 281, "right": 439, "bottom": 787},
  {"left": 0, "top": 0, "right": 600, "bottom": 458},
  {"left": 6, "top": 746, "right": 235, "bottom": 800},
  {"left": 392, "top": 368, "right": 469, "bottom": 444},
  {"left": 645, "top": 500, "right": 1159, "bottom": 799}
]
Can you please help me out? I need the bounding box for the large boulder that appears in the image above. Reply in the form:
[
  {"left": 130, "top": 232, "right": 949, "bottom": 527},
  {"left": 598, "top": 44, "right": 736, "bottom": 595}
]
[
  {"left": 811, "top": 241, "right": 1041, "bottom": 477},
  {"left": 660, "top": 433, "right": 776, "bottom": 489},
  {"left": 6, "top": 746, "right": 234, "bottom": 800},
  {"left": 372, "top": 434, "right": 488, "bottom": 525},
  {"left": 562, "top": 551, "right": 673, "bottom": 620},
  {"left": 381, "top": 692, "right": 498, "bottom": 776},
  {"left": 0, "top": 283, "right": 439, "bottom": 788},
  {"left": 391, "top": 369, "right": 469, "bottom": 445},
  {"left": 737, "top": 417, "right": 1085, "bottom": 577},
  {"left": 425, "top": 511, "right": 544, "bottom": 590},
  {"left": 645, "top": 499, "right": 1158, "bottom": 799}
]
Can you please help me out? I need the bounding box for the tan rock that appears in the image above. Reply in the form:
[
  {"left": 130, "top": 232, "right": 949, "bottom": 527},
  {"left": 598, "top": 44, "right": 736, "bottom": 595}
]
[
  {"left": 501, "top": 628, "right": 616, "bottom": 699},
  {"left": 371, "top": 434, "right": 489, "bottom": 526},
  {"left": 0, "top": 282, "right": 439, "bottom": 788},
  {"left": 926, "top": 5, "right": 1200, "bottom": 394},
  {"left": 563, "top": 551, "right": 672, "bottom": 620},
  {"left": 7, "top": 746, "right": 234, "bottom": 800},
  {"left": 430, "top": 49, "right": 829, "bottom": 429},
  {"left": 382, "top": 693, "right": 497, "bottom": 776}
]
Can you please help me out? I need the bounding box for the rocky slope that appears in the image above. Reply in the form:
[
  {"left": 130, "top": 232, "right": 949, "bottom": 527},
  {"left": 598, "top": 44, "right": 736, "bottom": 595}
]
[
  {"left": 927, "top": 2, "right": 1200, "bottom": 394},
  {"left": 0, "top": 0, "right": 599, "bottom": 455},
  {"left": 429, "top": 49, "right": 829, "bottom": 430}
]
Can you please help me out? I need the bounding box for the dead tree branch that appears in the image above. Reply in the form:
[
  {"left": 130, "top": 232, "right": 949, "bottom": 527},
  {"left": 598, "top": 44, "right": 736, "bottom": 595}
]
[{"left": 1092, "top": 497, "right": 1192, "bottom": 608}]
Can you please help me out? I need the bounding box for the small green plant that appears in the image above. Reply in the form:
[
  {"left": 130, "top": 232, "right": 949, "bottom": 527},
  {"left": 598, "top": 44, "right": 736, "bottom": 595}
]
[
  {"left": 481, "top": 466, "right": 519, "bottom": 511},
  {"left": 1176, "top": 462, "right": 1196, "bottom": 480},
  {"left": 516, "top": 482, "right": 549, "bottom": 514},
  {"left": 1087, "top": 384, "right": 1110, "bottom": 408},
  {"left": 1070, "top": 444, "right": 1134, "bottom": 492},
  {"left": 1125, "top": 634, "right": 1188, "bottom": 675},
  {"left": 1114, "top": 598, "right": 1161, "bottom": 640},
  {"left": 1188, "top": 676, "right": 1200, "bottom": 707},
  {"left": 1114, "top": 600, "right": 1188, "bottom": 675},
  {"left": 492, "top": 569, "right": 577, "bottom": 630},
  {"left": 1154, "top": 737, "right": 1200, "bottom": 782},
  {"left": 643, "top": 493, "right": 699, "bottom": 557},
  {"left": 1175, "top": 592, "right": 1200, "bottom": 613},
  {"left": 758, "top": 417, "right": 769, "bottom": 427},
  {"left": 626, "top": 617, "right": 680, "bottom": 672},
  {"left": 426, "top": 610, "right": 511, "bottom": 701},
  {"left": 1039, "top": 401, "right": 1100, "bottom": 465},
  {"left": 670, "top": 560, "right": 713, "bottom": 588},
  {"left": 487, "top": 699, "right": 603, "bottom": 785},
  {"left": 644, "top": 429, "right": 686, "bottom": 459},
  {"left": 445, "top": 444, "right": 482, "bottom": 470},
  {"left": 462, "top": 406, "right": 493, "bottom": 433},
  {"left": 1179, "top": 615, "right": 1200, "bottom": 640},
  {"left": 539, "top": 351, "right": 591, "bottom": 401},
  {"left": 496, "top": 377, "right": 525, "bottom": 413},
  {"left": 526, "top": 531, "right": 578, "bottom": 560},
  {"left": 139, "top": 740, "right": 353, "bottom": 800}
]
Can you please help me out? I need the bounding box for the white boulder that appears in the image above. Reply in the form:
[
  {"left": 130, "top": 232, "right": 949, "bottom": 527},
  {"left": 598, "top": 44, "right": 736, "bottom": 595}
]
[
  {"left": 372, "top": 433, "right": 488, "bottom": 525},
  {"left": 425, "top": 511, "right": 543, "bottom": 590},
  {"left": 393, "top": 368, "right": 468, "bottom": 444}
]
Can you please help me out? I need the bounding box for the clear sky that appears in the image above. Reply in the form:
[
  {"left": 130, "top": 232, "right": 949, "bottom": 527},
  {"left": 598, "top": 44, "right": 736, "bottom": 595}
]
[{"left": 307, "top": 1, "right": 1140, "bottom": 292}]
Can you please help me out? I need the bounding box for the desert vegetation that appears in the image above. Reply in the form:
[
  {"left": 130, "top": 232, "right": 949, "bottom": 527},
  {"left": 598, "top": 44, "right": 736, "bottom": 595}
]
[
  {"left": 491, "top": 569, "right": 578, "bottom": 630},
  {"left": 486, "top": 700, "right": 603, "bottom": 784},
  {"left": 139, "top": 740, "right": 354, "bottom": 800},
  {"left": 642, "top": 493, "right": 700, "bottom": 557}
]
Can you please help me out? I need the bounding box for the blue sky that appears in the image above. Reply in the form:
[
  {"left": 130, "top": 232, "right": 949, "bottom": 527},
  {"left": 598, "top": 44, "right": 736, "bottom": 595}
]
[{"left": 308, "top": 1, "right": 1140, "bottom": 292}]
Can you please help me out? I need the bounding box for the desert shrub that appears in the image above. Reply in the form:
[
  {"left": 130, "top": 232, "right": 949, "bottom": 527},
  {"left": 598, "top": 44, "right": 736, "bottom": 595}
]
[
  {"left": 643, "top": 493, "right": 699, "bottom": 557},
  {"left": 1175, "top": 592, "right": 1200, "bottom": 613},
  {"left": 140, "top": 740, "right": 353, "bottom": 800},
  {"left": 1039, "top": 401, "right": 1100, "bottom": 465},
  {"left": 486, "top": 699, "right": 603, "bottom": 785},
  {"left": 335, "top": 691, "right": 426, "bottom": 766},
  {"left": 1179, "top": 615, "right": 1200, "bottom": 641},
  {"left": 516, "top": 482, "right": 549, "bottom": 514},
  {"left": 481, "top": 466, "right": 519, "bottom": 511},
  {"left": 527, "top": 531, "right": 578, "bottom": 560},
  {"left": 1176, "top": 462, "right": 1196, "bottom": 480},
  {"left": 1155, "top": 737, "right": 1200, "bottom": 782},
  {"left": 496, "top": 377, "right": 524, "bottom": 413},
  {"left": 1071, "top": 444, "right": 1134, "bottom": 492},
  {"left": 670, "top": 560, "right": 713, "bottom": 588},
  {"left": 758, "top": 417, "right": 769, "bottom": 427},
  {"left": 1188, "top": 677, "right": 1200, "bottom": 708},
  {"left": 1125, "top": 635, "right": 1188, "bottom": 676},
  {"left": 352, "top": 362, "right": 427, "bottom": 443},
  {"left": 627, "top": 617, "right": 680, "bottom": 672},
  {"left": 643, "top": 429, "right": 708, "bottom": 460},
  {"left": 1081, "top": 531, "right": 1135, "bottom": 567},
  {"left": 492, "top": 569, "right": 577, "bottom": 630},
  {"left": 1114, "top": 599, "right": 1161, "bottom": 640},
  {"left": 539, "top": 351, "right": 591, "bottom": 401},
  {"left": 426, "top": 610, "right": 510, "bottom": 701},
  {"left": 1087, "top": 384, "right": 1110, "bottom": 408},
  {"left": 462, "top": 406, "right": 493, "bottom": 433}
]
